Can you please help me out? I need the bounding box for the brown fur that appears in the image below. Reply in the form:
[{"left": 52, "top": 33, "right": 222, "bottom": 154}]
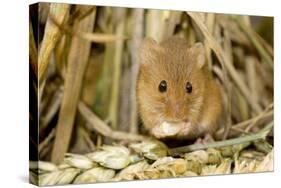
[{"left": 137, "top": 37, "right": 223, "bottom": 140}]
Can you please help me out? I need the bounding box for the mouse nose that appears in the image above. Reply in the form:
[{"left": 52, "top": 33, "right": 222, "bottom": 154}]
[
  {"left": 174, "top": 103, "right": 180, "bottom": 115},
  {"left": 166, "top": 100, "right": 183, "bottom": 122}
]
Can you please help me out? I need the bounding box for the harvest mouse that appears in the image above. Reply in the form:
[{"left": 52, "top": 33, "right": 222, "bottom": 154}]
[{"left": 137, "top": 37, "right": 223, "bottom": 141}]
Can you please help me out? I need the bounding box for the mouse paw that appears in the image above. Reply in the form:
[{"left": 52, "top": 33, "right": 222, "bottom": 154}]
[
  {"left": 195, "top": 134, "right": 214, "bottom": 145},
  {"left": 151, "top": 122, "right": 183, "bottom": 139}
]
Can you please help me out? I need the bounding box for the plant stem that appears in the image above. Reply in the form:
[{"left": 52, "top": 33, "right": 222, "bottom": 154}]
[
  {"left": 109, "top": 8, "right": 126, "bottom": 130},
  {"left": 129, "top": 9, "right": 144, "bottom": 133},
  {"left": 51, "top": 9, "right": 96, "bottom": 164},
  {"left": 170, "top": 121, "right": 273, "bottom": 156}
]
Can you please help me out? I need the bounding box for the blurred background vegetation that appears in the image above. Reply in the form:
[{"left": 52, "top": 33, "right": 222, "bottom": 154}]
[{"left": 29, "top": 3, "right": 273, "bottom": 164}]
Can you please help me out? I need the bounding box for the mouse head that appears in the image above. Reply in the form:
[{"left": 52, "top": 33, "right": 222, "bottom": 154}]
[{"left": 137, "top": 37, "right": 207, "bottom": 127}]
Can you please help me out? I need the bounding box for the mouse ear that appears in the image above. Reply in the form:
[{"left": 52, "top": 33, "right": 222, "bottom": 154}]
[
  {"left": 139, "top": 37, "right": 162, "bottom": 65},
  {"left": 189, "top": 42, "right": 206, "bottom": 69}
]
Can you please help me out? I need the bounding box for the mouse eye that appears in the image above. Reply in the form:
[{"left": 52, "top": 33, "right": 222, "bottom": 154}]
[
  {"left": 186, "top": 82, "right": 192, "bottom": 93},
  {"left": 159, "top": 80, "right": 167, "bottom": 92}
]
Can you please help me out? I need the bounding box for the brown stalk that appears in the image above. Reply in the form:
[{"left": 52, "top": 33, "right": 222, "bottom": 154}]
[
  {"left": 109, "top": 8, "right": 126, "bottom": 130},
  {"left": 245, "top": 56, "right": 259, "bottom": 116},
  {"left": 78, "top": 102, "right": 147, "bottom": 141},
  {"left": 41, "top": 86, "right": 63, "bottom": 128},
  {"left": 39, "top": 128, "right": 55, "bottom": 153},
  {"left": 29, "top": 20, "right": 38, "bottom": 80},
  {"left": 38, "top": 3, "right": 70, "bottom": 84},
  {"left": 129, "top": 9, "right": 144, "bottom": 133},
  {"left": 49, "top": 13, "right": 127, "bottom": 43},
  {"left": 51, "top": 7, "right": 96, "bottom": 164},
  {"left": 221, "top": 27, "right": 233, "bottom": 140}
]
